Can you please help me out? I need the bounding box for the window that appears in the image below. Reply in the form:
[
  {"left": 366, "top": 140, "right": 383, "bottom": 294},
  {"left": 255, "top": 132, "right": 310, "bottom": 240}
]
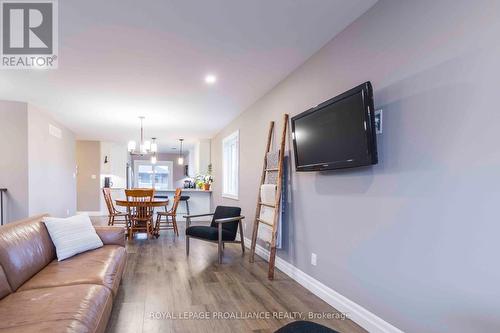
[
  {"left": 136, "top": 163, "right": 154, "bottom": 188},
  {"left": 222, "top": 130, "right": 239, "bottom": 199},
  {"left": 134, "top": 160, "right": 173, "bottom": 191}
]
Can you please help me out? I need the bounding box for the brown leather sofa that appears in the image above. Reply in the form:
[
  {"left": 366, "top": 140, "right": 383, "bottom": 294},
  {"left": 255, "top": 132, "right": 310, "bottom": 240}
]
[{"left": 0, "top": 214, "right": 127, "bottom": 333}]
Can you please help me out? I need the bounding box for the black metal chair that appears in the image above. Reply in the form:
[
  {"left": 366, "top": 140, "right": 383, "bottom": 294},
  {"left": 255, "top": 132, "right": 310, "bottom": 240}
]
[{"left": 184, "top": 206, "right": 245, "bottom": 264}]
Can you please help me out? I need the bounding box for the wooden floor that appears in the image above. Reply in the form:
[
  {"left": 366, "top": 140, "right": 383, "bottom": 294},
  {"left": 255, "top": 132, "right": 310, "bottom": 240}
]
[{"left": 92, "top": 217, "right": 366, "bottom": 333}]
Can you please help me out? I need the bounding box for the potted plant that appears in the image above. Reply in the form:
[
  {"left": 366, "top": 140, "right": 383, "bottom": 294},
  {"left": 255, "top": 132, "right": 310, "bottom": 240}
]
[
  {"left": 194, "top": 175, "right": 204, "bottom": 189},
  {"left": 203, "top": 175, "right": 213, "bottom": 191}
]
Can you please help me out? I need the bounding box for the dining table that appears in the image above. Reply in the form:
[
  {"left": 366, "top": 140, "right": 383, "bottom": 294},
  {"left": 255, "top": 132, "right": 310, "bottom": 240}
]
[{"left": 115, "top": 198, "right": 169, "bottom": 238}]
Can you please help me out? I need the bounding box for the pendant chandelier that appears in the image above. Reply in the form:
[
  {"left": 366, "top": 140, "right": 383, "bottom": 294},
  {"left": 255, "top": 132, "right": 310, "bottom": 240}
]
[
  {"left": 128, "top": 116, "right": 158, "bottom": 164},
  {"left": 178, "top": 138, "right": 184, "bottom": 165}
]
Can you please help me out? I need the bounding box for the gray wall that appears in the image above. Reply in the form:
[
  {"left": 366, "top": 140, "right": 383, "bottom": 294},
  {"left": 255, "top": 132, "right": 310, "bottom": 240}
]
[
  {"left": 211, "top": 1, "right": 500, "bottom": 332},
  {"left": 27, "top": 105, "right": 77, "bottom": 217},
  {"left": 76, "top": 141, "right": 101, "bottom": 211},
  {"left": 0, "top": 101, "right": 28, "bottom": 222}
]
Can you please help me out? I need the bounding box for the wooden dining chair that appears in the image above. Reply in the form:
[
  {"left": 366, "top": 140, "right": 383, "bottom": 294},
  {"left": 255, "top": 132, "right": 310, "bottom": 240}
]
[
  {"left": 103, "top": 188, "right": 129, "bottom": 227},
  {"left": 125, "top": 188, "right": 155, "bottom": 239},
  {"left": 154, "top": 188, "right": 182, "bottom": 238}
]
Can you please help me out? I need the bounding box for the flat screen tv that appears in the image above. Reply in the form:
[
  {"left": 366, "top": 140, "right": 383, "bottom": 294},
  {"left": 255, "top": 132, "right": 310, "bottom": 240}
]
[{"left": 291, "top": 82, "right": 377, "bottom": 171}]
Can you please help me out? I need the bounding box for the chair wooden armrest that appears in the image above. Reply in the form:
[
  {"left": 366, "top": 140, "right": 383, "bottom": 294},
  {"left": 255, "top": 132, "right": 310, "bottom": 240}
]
[
  {"left": 184, "top": 213, "right": 215, "bottom": 228},
  {"left": 214, "top": 216, "right": 245, "bottom": 224},
  {"left": 183, "top": 213, "right": 215, "bottom": 219}
]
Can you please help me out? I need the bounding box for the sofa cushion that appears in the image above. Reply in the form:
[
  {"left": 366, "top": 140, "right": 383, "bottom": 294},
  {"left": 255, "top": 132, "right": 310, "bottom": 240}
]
[
  {"left": 19, "top": 245, "right": 126, "bottom": 297},
  {"left": 43, "top": 215, "right": 104, "bottom": 261},
  {"left": 0, "top": 284, "right": 112, "bottom": 333},
  {"left": 0, "top": 214, "right": 55, "bottom": 291}
]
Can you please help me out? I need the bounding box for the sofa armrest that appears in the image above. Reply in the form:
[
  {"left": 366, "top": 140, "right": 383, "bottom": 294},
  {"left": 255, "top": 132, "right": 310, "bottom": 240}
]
[{"left": 94, "top": 226, "right": 126, "bottom": 246}]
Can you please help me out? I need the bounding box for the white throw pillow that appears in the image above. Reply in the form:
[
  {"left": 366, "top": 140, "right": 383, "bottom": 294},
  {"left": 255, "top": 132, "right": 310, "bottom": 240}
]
[{"left": 43, "top": 214, "right": 103, "bottom": 261}]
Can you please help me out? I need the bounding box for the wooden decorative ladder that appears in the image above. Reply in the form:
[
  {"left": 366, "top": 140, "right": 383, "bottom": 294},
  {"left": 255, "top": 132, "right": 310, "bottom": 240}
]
[{"left": 249, "top": 114, "right": 289, "bottom": 280}]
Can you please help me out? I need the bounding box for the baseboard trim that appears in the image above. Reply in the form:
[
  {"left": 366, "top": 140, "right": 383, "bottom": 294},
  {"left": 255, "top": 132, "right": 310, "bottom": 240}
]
[{"left": 244, "top": 237, "right": 404, "bottom": 333}]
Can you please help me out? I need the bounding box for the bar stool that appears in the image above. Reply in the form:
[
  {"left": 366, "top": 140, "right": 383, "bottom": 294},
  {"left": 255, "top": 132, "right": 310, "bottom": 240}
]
[{"left": 180, "top": 195, "right": 190, "bottom": 216}]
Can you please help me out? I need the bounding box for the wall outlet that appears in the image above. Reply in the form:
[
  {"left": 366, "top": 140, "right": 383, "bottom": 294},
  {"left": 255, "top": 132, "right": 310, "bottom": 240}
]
[
  {"left": 311, "top": 253, "right": 317, "bottom": 266},
  {"left": 91, "top": 174, "right": 97, "bottom": 179}
]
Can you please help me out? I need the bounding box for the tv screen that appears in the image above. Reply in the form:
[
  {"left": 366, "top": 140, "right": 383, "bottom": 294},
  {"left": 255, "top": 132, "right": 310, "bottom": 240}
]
[{"left": 291, "top": 82, "right": 377, "bottom": 171}]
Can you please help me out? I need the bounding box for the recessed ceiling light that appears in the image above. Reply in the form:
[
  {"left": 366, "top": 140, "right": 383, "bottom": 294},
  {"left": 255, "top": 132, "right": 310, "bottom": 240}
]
[{"left": 205, "top": 74, "right": 217, "bottom": 84}]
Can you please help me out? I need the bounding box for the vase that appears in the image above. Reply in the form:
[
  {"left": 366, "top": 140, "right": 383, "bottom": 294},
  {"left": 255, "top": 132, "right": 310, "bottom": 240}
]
[{"left": 203, "top": 183, "right": 211, "bottom": 191}]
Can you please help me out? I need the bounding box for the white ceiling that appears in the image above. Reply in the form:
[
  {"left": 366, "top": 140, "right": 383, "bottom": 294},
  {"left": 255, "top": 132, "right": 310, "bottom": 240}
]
[{"left": 0, "top": 0, "right": 377, "bottom": 151}]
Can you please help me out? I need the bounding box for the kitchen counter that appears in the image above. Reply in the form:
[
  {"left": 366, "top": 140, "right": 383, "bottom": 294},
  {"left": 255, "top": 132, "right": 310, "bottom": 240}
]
[
  {"left": 158, "top": 189, "right": 212, "bottom": 193},
  {"left": 102, "top": 188, "right": 211, "bottom": 193},
  {"left": 102, "top": 188, "right": 212, "bottom": 220}
]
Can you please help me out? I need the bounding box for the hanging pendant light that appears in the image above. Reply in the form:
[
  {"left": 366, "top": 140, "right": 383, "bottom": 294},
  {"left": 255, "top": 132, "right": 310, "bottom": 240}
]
[
  {"left": 178, "top": 139, "right": 184, "bottom": 165},
  {"left": 128, "top": 117, "right": 159, "bottom": 160},
  {"left": 151, "top": 137, "right": 158, "bottom": 164},
  {"left": 150, "top": 138, "right": 158, "bottom": 153},
  {"left": 127, "top": 140, "right": 136, "bottom": 152}
]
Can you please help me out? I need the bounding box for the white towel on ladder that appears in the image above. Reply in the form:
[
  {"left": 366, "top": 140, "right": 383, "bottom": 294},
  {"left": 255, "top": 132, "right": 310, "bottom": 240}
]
[
  {"left": 258, "top": 206, "right": 282, "bottom": 247},
  {"left": 260, "top": 184, "right": 276, "bottom": 206},
  {"left": 259, "top": 184, "right": 279, "bottom": 245},
  {"left": 259, "top": 206, "right": 274, "bottom": 224}
]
